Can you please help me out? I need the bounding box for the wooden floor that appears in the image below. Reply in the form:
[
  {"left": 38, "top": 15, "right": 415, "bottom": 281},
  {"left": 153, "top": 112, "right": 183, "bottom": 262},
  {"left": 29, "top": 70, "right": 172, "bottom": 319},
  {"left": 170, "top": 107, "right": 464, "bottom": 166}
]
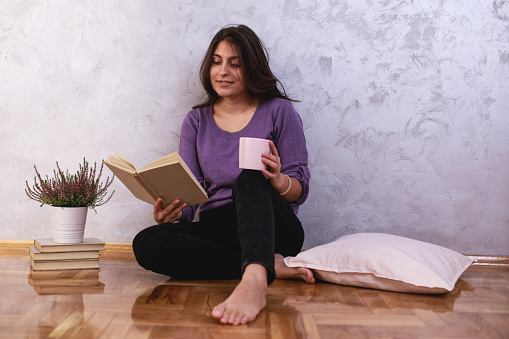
[{"left": 0, "top": 241, "right": 508, "bottom": 339}]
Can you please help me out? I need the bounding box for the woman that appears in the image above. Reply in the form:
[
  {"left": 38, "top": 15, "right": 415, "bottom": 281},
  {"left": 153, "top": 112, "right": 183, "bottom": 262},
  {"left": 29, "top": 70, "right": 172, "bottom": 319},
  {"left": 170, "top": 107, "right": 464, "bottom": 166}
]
[{"left": 133, "top": 24, "right": 314, "bottom": 326}]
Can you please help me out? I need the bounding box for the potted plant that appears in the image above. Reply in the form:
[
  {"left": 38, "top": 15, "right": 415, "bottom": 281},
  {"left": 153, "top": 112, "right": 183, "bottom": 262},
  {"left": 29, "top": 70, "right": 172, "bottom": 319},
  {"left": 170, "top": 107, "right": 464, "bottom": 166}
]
[{"left": 25, "top": 158, "right": 115, "bottom": 244}]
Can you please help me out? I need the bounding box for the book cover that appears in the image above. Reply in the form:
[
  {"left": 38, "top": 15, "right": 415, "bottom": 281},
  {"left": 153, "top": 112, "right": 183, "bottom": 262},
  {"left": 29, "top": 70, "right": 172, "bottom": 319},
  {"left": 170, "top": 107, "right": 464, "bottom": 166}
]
[
  {"left": 34, "top": 238, "right": 105, "bottom": 253},
  {"left": 28, "top": 246, "right": 99, "bottom": 261},
  {"left": 104, "top": 151, "right": 209, "bottom": 207},
  {"left": 30, "top": 258, "right": 100, "bottom": 271}
]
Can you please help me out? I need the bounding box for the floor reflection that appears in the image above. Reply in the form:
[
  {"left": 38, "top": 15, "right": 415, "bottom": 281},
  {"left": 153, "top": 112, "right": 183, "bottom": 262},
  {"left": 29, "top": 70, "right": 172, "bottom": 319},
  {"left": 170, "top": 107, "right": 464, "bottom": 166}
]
[
  {"left": 28, "top": 269, "right": 105, "bottom": 295},
  {"left": 282, "top": 277, "right": 475, "bottom": 314},
  {"left": 27, "top": 269, "right": 104, "bottom": 338}
]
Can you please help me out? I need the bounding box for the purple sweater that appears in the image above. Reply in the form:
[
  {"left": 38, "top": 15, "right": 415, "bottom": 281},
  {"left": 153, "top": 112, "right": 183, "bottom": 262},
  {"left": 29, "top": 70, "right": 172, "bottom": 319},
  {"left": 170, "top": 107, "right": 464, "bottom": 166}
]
[{"left": 179, "top": 98, "right": 310, "bottom": 222}]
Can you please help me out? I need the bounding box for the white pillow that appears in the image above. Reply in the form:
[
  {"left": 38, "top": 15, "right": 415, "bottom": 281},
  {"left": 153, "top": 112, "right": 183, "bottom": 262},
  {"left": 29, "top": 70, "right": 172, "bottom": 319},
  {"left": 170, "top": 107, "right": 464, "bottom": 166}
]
[{"left": 284, "top": 232, "right": 474, "bottom": 294}]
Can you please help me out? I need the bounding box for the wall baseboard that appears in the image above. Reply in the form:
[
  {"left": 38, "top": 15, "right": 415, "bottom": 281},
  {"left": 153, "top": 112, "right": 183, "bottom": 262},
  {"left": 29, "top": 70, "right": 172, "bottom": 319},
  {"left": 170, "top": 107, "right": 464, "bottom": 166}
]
[
  {"left": 467, "top": 255, "right": 509, "bottom": 267},
  {"left": 1, "top": 240, "right": 508, "bottom": 266}
]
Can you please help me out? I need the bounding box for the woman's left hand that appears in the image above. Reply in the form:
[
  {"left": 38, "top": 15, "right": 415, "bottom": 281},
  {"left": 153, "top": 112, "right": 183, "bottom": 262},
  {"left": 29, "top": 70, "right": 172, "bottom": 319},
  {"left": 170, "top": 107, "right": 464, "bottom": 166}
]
[{"left": 261, "top": 141, "right": 288, "bottom": 193}]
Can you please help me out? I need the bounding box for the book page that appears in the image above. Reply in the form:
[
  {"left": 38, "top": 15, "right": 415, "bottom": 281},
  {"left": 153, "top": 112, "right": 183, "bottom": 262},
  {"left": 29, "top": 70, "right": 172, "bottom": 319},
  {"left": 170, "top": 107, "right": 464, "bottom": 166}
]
[
  {"left": 106, "top": 156, "right": 136, "bottom": 173},
  {"left": 104, "top": 162, "right": 157, "bottom": 204},
  {"left": 138, "top": 152, "right": 180, "bottom": 172},
  {"left": 114, "top": 152, "right": 136, "bottom": 171}
]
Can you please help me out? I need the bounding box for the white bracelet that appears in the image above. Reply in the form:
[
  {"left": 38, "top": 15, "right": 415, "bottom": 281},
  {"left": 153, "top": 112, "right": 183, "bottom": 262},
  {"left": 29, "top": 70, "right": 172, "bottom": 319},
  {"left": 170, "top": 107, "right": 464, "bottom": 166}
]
[{"left": 280, "top": 174, "right": 292, "bottom": 196}]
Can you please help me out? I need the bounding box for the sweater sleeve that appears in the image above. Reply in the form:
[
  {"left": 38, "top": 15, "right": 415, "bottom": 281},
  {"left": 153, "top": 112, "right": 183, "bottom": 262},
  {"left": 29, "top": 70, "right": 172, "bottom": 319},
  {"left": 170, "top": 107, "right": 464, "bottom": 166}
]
[
  {"left": 178, "top": 110, "right": 203, "bottom": 222},
  {"left": 272, "top": 100, "right": 311, "bottom": 207}
]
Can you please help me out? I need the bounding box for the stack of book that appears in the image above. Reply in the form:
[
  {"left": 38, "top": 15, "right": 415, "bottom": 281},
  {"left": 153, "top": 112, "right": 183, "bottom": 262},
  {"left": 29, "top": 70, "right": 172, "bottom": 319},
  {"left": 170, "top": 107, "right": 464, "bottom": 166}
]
[{"left": 28, "top": 238, "right": 105, "bottom": 271}]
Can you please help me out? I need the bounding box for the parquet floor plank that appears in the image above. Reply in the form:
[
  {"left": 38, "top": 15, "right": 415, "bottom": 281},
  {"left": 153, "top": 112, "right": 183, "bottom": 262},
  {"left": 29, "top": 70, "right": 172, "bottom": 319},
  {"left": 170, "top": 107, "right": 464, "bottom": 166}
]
[
  {"left": 0, "top": 241, "right": 508, "bottom": 338},
  {"left": 269, "top": 311, "right": 302, "bottom": 339},
  {"left": 301, "top": 313, "right": 321, "bottom": 338},
  {"left": 315, "top": 312, "right": 425, "bottom": 327},
  {"left": 181, "top": 291, "right": 209, "bottom": 315},
  {"left": 207, "top": 292, "right": 228, "bottom": 311},
  {"left": 123, "top": 325, "right": 152, "bottom": 339},
  {"left": 413, "top": 308, "right": 448, "bottom": 327},
  {"left": 479, "top": 313, "right": 509, "bottom": 338},
  {"left": 48, "top": 311, "right": 94, "bottom": 338}
]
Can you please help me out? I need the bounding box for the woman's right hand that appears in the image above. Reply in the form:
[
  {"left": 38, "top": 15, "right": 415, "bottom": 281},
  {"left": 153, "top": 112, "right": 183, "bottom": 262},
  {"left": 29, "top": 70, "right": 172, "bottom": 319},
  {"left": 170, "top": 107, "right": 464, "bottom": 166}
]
[{"left": 153, "top": 198, "right": 187, "bottom": 224}]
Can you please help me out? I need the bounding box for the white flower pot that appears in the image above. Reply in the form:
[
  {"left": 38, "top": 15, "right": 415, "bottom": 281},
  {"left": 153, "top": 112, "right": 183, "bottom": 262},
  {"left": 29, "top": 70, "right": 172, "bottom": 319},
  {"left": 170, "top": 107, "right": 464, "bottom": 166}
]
[{"left": 51, "top": 206, "right": 88, "bottom": 244}]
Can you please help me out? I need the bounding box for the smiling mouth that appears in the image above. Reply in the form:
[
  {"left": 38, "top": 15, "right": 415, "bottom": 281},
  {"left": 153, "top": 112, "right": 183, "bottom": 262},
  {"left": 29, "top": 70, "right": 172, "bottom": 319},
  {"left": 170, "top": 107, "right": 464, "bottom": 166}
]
[{"left": 217, "top": 80, "right": 233, "bottom": 84}]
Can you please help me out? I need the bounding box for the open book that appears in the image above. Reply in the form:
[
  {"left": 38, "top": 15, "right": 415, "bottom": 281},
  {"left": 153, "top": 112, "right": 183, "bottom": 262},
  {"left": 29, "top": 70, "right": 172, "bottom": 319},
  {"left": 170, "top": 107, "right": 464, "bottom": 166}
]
[{"left": 104, "top": 152, "right": 209, "bottom": 207}]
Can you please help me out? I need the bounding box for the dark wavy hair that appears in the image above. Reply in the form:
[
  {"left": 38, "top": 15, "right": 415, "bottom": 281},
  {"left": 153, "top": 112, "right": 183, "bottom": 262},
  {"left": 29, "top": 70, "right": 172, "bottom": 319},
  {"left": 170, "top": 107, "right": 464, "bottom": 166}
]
[{"left": 193, "top": 25, "right": 296, "bottom": 109}]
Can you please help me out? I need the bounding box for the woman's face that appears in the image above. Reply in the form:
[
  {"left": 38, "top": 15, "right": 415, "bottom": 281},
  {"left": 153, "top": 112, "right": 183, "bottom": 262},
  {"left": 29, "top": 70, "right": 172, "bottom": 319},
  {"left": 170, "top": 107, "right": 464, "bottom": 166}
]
[{"left": 210, "top": 40, "right": 248, "bottom": 100}]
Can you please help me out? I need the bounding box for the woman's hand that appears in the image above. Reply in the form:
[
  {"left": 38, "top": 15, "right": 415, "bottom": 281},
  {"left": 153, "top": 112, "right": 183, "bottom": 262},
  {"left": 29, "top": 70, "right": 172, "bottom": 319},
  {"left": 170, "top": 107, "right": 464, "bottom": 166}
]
[
  {"left": 153, "top": 198, "right": 187, "bottom": 224},
  {"left": 262, "top": 141, "right": 303, "bottom": 202},
  {"left": 261, "top": 141, "right": 288, "bottom": 193}
]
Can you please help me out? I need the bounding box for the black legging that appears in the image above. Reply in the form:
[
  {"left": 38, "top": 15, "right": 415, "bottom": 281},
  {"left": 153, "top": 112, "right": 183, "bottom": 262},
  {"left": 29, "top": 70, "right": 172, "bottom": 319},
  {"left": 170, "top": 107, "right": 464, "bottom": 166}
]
[{"left": 132, "top": 169, "right": 305, "bottom": 284}]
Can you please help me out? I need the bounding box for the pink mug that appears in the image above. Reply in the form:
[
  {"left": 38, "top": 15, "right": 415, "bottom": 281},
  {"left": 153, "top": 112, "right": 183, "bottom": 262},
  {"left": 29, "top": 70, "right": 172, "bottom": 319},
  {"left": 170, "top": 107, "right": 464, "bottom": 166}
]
[{"left": 239, "top": 137, "right": 271, "bottom": 171}]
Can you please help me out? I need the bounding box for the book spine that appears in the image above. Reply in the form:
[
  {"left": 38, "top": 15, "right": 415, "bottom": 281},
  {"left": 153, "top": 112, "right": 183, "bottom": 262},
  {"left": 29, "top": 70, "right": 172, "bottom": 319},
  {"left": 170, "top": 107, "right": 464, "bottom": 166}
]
[
  {"left": 30, "top": 252, "right": 99, "bottom": 260},
  {"left": 30, "top": 259, "right": 100, "bottom": 271},
  {"left": 135, "top": 173, "right": 165, "bottom": 207},
  {"left": 35, "top": 245, "right": 105, "bottom": 253}
]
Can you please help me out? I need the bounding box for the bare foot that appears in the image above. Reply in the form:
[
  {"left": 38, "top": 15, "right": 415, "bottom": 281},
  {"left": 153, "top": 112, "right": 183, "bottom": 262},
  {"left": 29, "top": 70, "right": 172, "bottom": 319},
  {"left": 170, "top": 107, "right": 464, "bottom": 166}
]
[
  {"left": 275, "top": 253, "right": 315, "bottom": 283},
  {"left": 212, "top": 264, "right": 267, "bottom": 325}
]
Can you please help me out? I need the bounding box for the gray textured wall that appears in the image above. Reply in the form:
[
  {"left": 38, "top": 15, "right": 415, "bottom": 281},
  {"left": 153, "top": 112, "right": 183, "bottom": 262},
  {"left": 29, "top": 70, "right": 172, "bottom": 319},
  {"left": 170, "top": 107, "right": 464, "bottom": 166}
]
[{"left": 1, "top": 1, "right": 508, "bottom": 254}]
